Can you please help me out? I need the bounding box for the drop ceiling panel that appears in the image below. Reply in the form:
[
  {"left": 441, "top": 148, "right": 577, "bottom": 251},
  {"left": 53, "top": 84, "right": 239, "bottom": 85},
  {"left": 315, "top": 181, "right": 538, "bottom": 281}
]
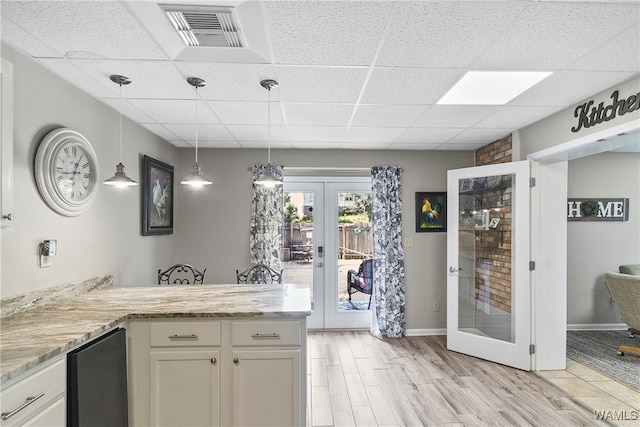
[
  {"left": 290, "top": 141, "right": 342, "bottom": 150},
  {"left": 210, "top": 101, "right": 285, "bottom": 126},
  {"left": 227, "top": 125, "right": 289, "bottom": 143},
  {"left": 351, "top": 105, "right": 428, "bottom": 128},
  {"left": 288, "top": 126, "right": 346, "bottom": 142},
  {"left": 2, "top": 1, "right": 166, "bottom": 60},
  {"left": 444, "top": 128, "right": 512, "bottom": 146},
  {"left": 474, "top": 106, "right": 563, "bottom": 130},
  {"left": 361, "top": 67, "right": 464, "bottom": 105},
  {"left": 396, "top": 128, "right": 464, "bottom": 145},
  {"left": 567, "top": 23, "right": 640, "bottom": 72},
  {"left": 283, "top": 103, "right": 353, "bottom": 127},
  {"left": 412, "top": 106, "right": 501, "bottom": 128},
  {"left": 376, "top": 1, "right": 527, "bottom": 68},
  {"left": 194, "top": 140, "right": 242, "bottom": 149},
  {"left": 37, "top": 58, "right": 117, "bottom": 99},
  {"left": 174, "top": 63, "right": 281, "bottom": 101},
  {"left": 475, "top": 3, "right": 640, "bottom": 70},
  {"left": 264, "top": 1, "right": 393, "bottom": 66},
  {"left": 141, "top": 124, "right": 180, "bottom": 142},
  {"left": 163, "top": 124, "right": 234, "bottom": 141},
  {"left": 128, "top": 99, "right": 220, "bottom": 124},
  {"left": 75, "top": 60, "right": 192, "bottom": 99},
  {"left": 341, "top": 141, "right": 393, "bottom": 150},
  {"left": 509, "top": 70, "right": 637, "bottom": 107},
  {"left": 0, "top": 17, "right": 61, "bottom": 58},
  {"left": 391, "top": 142, "right": 444, "bottom": 150},
  {"left": 343, "top": 127, "right": 405, "bottom": 143},
  {"left": 101, "top": 99, "right": 153, "bottom": 124},
  {"left": 274, "top": 66, "right": 368, "bottom": 103}
]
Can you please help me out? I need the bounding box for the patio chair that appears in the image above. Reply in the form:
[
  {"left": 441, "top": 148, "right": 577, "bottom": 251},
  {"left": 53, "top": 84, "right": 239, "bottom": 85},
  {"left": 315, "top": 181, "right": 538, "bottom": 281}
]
[
  {"left": 347, "top": 258, "right": 373, "bottom": 309},
  {"left": 236, "top": 263, "right": 283, "bottom": 284},
  {"left": 158, "top": 264, "right": 207, "bottom": 285},
  {"left": 604, "top": 272, "right": 640, "bottom": 356}
]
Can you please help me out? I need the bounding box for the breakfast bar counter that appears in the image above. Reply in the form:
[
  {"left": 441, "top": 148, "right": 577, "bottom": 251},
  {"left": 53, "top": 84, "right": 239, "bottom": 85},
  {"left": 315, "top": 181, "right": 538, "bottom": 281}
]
[{"left": 0, "top": 282, "right": 312, "bottom": 384}]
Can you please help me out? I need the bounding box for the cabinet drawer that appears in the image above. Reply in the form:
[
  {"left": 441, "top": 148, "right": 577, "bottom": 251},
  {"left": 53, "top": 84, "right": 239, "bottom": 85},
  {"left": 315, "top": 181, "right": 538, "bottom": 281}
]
[
  {"left": 1, "top": 359, "right": 65, "bottom": 425},
  {"left": 232, "top": 321, "right": 301, "bottom": 346},
  {"left": 150, "top": 321, "right": 221, "bottom": 347}
]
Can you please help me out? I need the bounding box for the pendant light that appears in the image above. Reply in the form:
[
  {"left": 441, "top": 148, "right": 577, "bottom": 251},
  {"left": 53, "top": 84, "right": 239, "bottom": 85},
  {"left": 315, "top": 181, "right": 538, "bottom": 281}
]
[
  {"left": 181, "top": 77, "right": 212, "bottom": 187},
  {"left": 254, "top": 79, "right": 282, "bottom": 187},
  {"left": 104, "top": 75, "right": 138, "bottom": 187}
]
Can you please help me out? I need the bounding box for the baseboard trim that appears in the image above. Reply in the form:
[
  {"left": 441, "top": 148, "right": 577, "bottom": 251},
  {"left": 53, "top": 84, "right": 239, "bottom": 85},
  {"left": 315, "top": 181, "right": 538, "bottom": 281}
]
[
  {"left": 567, "top": 323, "right": 627, "bottom": 331},
  {"left": 405, "top": 328, "right": 446, "bottom": 336}
]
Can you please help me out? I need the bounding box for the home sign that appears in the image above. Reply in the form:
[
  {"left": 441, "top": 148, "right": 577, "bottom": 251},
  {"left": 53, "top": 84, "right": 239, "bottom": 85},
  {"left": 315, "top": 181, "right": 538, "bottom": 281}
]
[{"left": 567, "top": 198, "right": 629, "bottom": 222}]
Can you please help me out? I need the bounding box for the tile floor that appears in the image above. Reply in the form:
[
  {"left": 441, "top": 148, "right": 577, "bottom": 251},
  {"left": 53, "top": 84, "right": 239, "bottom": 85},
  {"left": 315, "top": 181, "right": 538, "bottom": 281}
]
[{"left": 537, "top": 359, "right": 640, "bottom": 427}]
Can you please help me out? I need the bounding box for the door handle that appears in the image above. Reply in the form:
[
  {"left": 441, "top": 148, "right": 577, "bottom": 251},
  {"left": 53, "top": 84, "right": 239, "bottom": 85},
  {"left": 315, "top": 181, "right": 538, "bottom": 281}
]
[{"left": 449, "top": 266, "right": 463, "bottom": 273}]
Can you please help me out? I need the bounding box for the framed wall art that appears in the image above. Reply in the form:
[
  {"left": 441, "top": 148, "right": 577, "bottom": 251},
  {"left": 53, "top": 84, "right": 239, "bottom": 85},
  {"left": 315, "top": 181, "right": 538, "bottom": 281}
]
[
  {"left": 142, "top": 155, "right": 174, "bottom": 236},
  {"left": 415, "top": 192, "right": 447, "bottom": 232}
]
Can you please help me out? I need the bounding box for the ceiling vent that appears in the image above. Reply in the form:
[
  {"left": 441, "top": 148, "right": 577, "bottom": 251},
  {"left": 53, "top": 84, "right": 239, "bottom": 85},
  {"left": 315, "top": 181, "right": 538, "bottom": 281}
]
[{"left": 161, "top": 5, "right": 244, "bottom": 48}]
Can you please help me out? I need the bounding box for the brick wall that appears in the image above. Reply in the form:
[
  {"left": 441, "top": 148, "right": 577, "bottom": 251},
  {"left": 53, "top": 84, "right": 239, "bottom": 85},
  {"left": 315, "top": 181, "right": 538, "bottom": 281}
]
[{"left": 473, "top": 135, "right": 513, "bottom": 313}]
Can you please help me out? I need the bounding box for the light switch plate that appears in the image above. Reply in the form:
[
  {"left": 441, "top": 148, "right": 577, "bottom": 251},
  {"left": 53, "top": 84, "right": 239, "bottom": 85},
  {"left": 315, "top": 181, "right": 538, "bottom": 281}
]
[{"left": 403, "top": 237, "right": 414, "bottom": 248}]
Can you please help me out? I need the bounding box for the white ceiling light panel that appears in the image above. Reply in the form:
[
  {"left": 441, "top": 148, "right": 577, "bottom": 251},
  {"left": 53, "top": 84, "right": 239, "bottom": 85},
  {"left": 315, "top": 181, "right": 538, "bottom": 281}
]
[{"left": 438, "top": 71, "right": 553, "bottom": 105}]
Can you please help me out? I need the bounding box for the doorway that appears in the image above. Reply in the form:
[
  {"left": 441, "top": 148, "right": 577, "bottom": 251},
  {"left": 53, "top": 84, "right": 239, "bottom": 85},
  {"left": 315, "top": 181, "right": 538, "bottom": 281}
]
[{"left": 284, "top": 178, "right": 372, "bottom": 330}]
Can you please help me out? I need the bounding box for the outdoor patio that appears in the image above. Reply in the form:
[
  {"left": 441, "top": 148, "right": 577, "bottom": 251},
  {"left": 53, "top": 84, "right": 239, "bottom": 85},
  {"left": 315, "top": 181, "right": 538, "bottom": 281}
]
[{"left": 282, "top": 258, "right": 372, "bottom": 310}]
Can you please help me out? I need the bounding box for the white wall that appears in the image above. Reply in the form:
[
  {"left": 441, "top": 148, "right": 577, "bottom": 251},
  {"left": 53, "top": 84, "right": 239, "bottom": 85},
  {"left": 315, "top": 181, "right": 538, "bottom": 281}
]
[
  {"left": 567, "top": 151, "right": 640, "bottom": 326},
  {"left": 175, "top": 148, "right": 474, "bottom": 331},
  {"left": 1, "top": 43, "right": 177, "bottom": 297}
]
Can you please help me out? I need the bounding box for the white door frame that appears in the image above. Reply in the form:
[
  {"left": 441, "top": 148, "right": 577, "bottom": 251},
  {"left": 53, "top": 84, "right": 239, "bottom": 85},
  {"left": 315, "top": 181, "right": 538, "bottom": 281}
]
[{"left": 527, "top": 120, "right": 639, "bottom": 370}]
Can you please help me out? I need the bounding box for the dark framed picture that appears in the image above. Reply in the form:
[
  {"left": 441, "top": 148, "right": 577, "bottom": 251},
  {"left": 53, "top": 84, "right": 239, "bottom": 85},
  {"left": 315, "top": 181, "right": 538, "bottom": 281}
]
[
  {"left": 415, "top": 192, "right": 447, "bottom": 232},
  {"left": 142, "top": 155, "right": 174, "bottom": 236}
]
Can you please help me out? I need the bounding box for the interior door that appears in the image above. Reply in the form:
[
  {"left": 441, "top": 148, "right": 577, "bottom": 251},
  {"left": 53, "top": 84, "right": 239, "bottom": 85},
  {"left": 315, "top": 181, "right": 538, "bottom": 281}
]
[{"left": 446, "top": 161, "right": 531, "bottom": 371}]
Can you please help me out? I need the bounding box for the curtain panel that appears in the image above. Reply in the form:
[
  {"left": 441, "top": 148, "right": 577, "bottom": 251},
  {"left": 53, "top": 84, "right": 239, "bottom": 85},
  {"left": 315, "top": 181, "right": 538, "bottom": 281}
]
[
  {"left": 250, "top": 165, "right": 284, "bottom": 272},
  {"left": 370, "top": 166, "right": 406, "bottom": 338}
]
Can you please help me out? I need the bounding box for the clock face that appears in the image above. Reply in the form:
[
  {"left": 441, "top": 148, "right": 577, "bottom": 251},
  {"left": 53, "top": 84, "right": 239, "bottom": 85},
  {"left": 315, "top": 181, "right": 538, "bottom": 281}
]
[
  {"left": 35, "top": 128, "right": 99, "bottom": 216},
  {"left": 54, "top": 143, "right": 96, "bottom": 202}
]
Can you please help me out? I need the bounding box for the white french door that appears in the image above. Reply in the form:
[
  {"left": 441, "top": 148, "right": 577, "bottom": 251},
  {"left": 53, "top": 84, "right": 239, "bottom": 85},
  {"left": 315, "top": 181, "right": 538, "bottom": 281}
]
[
  {"left": 446, "top": 161, "right": 532, "bottom": 371},
  {"left": 284, "top": 178, "right": 372, "bottom": 330}
]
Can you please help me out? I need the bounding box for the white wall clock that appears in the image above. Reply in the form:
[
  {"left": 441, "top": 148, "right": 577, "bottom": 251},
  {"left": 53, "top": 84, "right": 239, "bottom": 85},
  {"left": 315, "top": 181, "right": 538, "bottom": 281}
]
[{"left": 35, "top": 128, "right": 99, "bottom": 216}]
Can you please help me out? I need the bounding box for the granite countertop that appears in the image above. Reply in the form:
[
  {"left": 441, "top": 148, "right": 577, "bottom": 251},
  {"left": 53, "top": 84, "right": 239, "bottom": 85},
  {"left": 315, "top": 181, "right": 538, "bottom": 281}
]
[{"left": 0, "top": 283, "right": 312, "bottom": 385}]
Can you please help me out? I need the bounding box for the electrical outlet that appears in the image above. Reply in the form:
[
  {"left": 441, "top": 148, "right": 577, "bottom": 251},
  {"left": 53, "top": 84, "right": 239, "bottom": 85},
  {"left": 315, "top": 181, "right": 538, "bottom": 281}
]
[
  {"left": 403, "top": 237, "right": 414, "bottom": 248},
  {"left": 433, "top": 301, "right": 440, "bottom": 312}
]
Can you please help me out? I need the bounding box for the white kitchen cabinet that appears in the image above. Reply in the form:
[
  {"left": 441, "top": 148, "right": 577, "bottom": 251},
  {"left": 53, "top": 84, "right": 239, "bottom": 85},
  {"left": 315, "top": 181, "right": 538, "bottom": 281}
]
[
  {"left": 150, "top": 350, "right": 220, "bottom": 426},
  {"left": 232, "top": 349, "right": 301, "bottom": 427},
  {"left": 128, "top": 317, "right": 306, "bottom": 427},
  {"left": 0, "top": 358, "right": 65, "bottom": 427}
]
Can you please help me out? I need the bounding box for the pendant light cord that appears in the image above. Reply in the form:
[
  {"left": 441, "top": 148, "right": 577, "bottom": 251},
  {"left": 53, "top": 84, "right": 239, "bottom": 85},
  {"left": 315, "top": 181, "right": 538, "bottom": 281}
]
[
  {"left": 118, "top": 82, "right": 123, "bottom": 163},
  {"left": 267, "top": 86, "right": 271, "bottom": 164},
  {"left": 195, "top": 85, "right": 199, "bottom": 164}
]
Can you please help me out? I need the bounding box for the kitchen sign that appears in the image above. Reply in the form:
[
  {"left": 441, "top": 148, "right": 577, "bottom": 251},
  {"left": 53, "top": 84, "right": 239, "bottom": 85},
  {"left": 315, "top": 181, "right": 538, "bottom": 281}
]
[
  {"left": 571, "top": 89, "right": 640, "bottom": 133},
  {"left": 567, "top": 198, "right": 629, "bottom": 222}
]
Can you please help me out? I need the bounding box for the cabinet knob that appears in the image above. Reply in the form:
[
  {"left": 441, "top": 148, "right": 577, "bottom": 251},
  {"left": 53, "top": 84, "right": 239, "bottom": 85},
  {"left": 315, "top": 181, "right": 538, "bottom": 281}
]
[
  {"left": 2, "top": 214, "right": 14, "bottom": 221},
  {"left": 210, "top": 357, "right": 217, "bottom": 365},
  {"left": 233, "top": 358, "right": 239, "bottom": 365}
]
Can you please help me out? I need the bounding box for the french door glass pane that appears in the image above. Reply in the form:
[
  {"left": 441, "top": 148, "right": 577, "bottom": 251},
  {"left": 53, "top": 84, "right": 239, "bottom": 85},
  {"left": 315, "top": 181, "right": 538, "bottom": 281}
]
[
  {"left": 337, "top": 191, "right": 372, "bottom": 312},
  {"left": 283, "top": 192, "right": 314, "bottom": 297},
  {"left": 458, "top": 174, "right": 515, "bottom": 343}
]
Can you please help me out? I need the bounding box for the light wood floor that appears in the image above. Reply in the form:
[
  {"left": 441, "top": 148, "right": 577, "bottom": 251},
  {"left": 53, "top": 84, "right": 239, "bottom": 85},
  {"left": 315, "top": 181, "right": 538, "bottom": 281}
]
[{"left": 307, "top": 331, "right": 611, "bottom": 426}]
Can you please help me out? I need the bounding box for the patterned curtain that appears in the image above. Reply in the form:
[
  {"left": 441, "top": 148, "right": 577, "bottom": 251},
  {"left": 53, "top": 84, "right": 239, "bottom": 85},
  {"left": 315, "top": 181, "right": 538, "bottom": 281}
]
[
  {"left": 250, "top": 165, "right": 284, "bottom": 272},
  {"left": 370, "top": 166, "right": 406, "bottom": 338}
]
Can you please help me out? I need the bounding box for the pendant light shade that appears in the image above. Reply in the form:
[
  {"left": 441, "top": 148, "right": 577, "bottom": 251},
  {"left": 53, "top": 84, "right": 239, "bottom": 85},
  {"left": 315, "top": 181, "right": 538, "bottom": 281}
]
[
  {"left": 104, "top": 75, "right": 138, "bottom": 187},
  {"left": 181, "top": 77, "right": 212, "bottom": 187},
  {"left": 254, "top": 79, "right": 282, "bottom": 187}
]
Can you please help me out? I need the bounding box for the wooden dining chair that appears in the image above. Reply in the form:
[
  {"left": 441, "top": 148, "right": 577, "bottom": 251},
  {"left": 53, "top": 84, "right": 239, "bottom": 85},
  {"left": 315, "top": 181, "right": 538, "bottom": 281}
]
[{"left": 158, "top": 264, "right": 207, "bottom": 285}]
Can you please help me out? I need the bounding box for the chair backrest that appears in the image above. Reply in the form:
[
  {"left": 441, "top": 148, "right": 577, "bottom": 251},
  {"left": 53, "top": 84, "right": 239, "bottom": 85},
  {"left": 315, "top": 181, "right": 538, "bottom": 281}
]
[
  {"left": 619, "top": 264, "right": 640, "bottom": 275},
  {"left": 604, "top": 272, "right": 640, "bottom": 330},
  {"left": 158, "top": 264, "right": 207, "bottom": 285},
  {"left": 360, "top": 258, "right": 374, "bottom": 284},
  {"left": 236, "top": 263, "right": 283, "bottom": 284}
]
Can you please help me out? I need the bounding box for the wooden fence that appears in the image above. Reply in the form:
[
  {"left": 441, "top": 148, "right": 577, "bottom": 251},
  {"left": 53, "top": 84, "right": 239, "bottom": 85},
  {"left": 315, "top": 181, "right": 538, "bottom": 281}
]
[{"left": 283, "top": 222, "right": 373, "bottom": 260}]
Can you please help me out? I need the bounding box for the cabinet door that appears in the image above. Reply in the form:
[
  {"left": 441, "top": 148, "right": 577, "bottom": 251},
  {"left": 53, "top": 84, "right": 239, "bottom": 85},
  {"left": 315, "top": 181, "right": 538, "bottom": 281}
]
[
  {"left": 232, "top": 350, "right": 301, "bottom": 427},
  {"left": 150, "top": 350, "right": 220, "bottom": 427}
]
